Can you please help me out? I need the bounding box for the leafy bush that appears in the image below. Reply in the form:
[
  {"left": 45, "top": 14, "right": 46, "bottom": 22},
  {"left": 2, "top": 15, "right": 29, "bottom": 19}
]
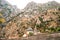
[
  {"left": 56, "top": 27, "right": 60, "bottom": 32},
  {"left": 29, "top": 32, "right": 33, "bottom": 36},
  {"left": 39, "top": 17, "right": 43, "bottom": 22},
  {"left": 36, "top": 24, "right": 40, "bottom": 28}
]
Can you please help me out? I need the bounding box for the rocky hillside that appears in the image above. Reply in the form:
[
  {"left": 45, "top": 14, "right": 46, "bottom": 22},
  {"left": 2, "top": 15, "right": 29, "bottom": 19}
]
[
  {"left": 2, "top": 7, "right": 60, "bottom": 39},
  {"left": 0, "top": 0, "right": 60, "bottom": 39}
]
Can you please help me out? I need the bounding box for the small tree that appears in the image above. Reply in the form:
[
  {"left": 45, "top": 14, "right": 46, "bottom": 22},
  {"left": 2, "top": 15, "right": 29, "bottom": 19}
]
[
  {"left": 38, "top": 17, "right": 47, "bottom": 32},
  {"left": 39, "top": 17, "right": 43, "bottom": 22}
]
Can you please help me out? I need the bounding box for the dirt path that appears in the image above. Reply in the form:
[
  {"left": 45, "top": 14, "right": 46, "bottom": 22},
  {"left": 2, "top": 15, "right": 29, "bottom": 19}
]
[{"left": 0, "top": 33, "right": 60, "bottom": 40}]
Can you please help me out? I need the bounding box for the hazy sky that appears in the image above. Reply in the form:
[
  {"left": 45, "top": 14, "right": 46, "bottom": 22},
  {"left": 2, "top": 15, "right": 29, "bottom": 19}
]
[{"left": 6, "top": 0, "right": 60, "bottom": 9}]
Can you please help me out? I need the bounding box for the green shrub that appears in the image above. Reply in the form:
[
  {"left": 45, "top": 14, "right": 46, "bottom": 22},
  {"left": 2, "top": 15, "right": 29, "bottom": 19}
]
[
  {"left": 36, "top": 24, "right": 40, "bottom": 28},
  {"left": 56, "top": 27, "right": 60, "bottom": 32},
  {"left": 29, "top": 32, "right": 33, "bottom": 36},
  {"left": 39, "top": 17, "right": 43, "bottom": 22}
]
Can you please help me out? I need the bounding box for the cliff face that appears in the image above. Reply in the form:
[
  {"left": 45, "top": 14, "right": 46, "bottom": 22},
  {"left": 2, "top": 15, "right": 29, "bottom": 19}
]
[{"left": 0, "top": 0, "right": 20, "bottom": 22}]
